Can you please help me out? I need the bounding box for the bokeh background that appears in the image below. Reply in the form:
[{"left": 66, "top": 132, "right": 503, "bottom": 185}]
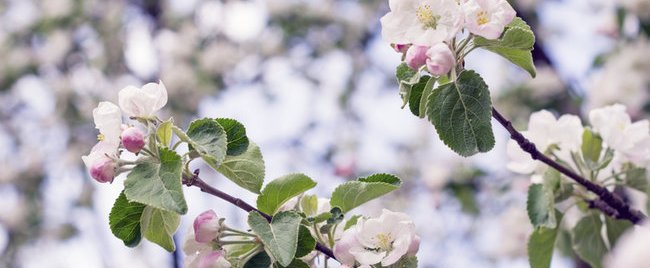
[{"left": 0, "top": 0, "right": 649, "bottom": 267}]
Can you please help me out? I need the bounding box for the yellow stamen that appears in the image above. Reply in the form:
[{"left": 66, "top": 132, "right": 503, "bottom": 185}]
[
  {"left": 376, "top": 233, "right": 393, "bottom": 250},
  {"left": 97, "top": 133, "right": 105, "bottom": 141},
  {"left": 476, "top": 10, "right": 489, "bottom": 25},
  {"left": 417, "top": 5, "right": 441, "bottom": 30}
]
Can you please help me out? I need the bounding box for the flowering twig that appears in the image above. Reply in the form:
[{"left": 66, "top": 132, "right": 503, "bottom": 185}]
[
  {"left": 182, "top": 169, "right": 338, "bottom": 260},
  {"left": 492, "top": 108, "right": 646, "bottom": 224}
]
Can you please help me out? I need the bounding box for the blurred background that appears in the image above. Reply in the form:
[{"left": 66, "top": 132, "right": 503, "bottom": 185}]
[{"left": 0, "top": 0, "right": 649, "bottom": 267}]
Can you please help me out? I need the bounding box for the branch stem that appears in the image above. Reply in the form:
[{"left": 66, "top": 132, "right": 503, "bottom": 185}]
[
  {"left": 491, "top": 107, "right": 646, "bottom": 224},
  {"left": 182, "top": 170, "right": 337, "bottom": 260}
]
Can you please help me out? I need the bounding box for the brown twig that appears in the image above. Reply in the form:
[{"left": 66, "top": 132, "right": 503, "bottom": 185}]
[
  {"left": 182, "top": 169, "right": 337, "bottom": 260},
  {"left": 492, "top": 108, "right": 646, "bottom": 224}
]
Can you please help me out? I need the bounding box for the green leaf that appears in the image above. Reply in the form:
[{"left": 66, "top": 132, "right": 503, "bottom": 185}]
[
  {"left": 216, "top": 142, "right": 265, "bottom": 194},
  {"left": 157, "top": 119, "right": 173, "bottom": 147},
  {"left": 244, "top": 251, "right": 272, "bottom": 268},
  {"left": 257, "top": 173, "right": 317, "bottom": 215},
  {"left": 248, "top": 211, "right": 302, "bottom": 267},
  {"left": 625, "top": 167, "right": 647, "bottom": 192},
  {"left": 344, "top": 215, "right": 362, "bottom": 230},
  {"left": 109, "top": 191, "right": 146, "bottom": 247},
  {"left": 542, "top": 168, "right": 574, "bottom": 202},
  {"left": 528, "top": 211, "right": 563, "bottom": 268},
  {"left": 300, "top": 194, "right": 318, "bottom": 216},
  {"left": 527, "top": 183, "right": 557, "bottom": 228},
  {"left": 396, "top": 63, "right": 421, "bottom": 108},
  {"left": 605, "top": 216, "right": 633, "bottom": 248},
  {"left": 295, "top": 225, "right": 316, "bottom": 258},
  {"left": 474, "top": 17, "right": 537, "bottom": 77},
  {"left": 572, "top": 214, "right": 607, "bottom": 268},
  {"left": 273, "top": 259, "right": 310, "bottom": 268},
  {"left": 408, "top": 76, "right": 431, "bottom": 117},
  {"left": 124, "top": 148, "right": 187, "bottom": 214},
  {"left": 581, "top": 128, "right": 603, "bottom": 168},
  {"left": 418, "top": 75, "right": 437, "bottom": 118},
  {"left": 330, "top": 173, "right": 401, "bottom": 213},
  {"left": 395, "top": 256, "right": 418, "bottom": 268},
  {"left": 185, "top": 118, "right": 228, "bottom": 169},
  {"left": 426, "top": 70, "right": 495, "bottom": 156},
  {"left": 140, "top": 206, "right": 180, "bottom": 252},
  {"left": 216, "top": 118, "right": 250, "bottom": 156}
]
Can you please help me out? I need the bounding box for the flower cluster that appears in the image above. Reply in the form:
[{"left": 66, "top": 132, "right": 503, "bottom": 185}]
[
  {"left": 382, "top": 0, "right": 516, "bottom": 75},
  {"left": 183, "top": 210, "right": 231, "bottom": 268},
  {"left": 507, "top": 104, "right": 650, "bottom": 184},
  {"left": 81, "top": 81, "right": 167, "bottom": 183},
  {"left": 334, "top": 209, "right": 419, "bottom": 267}
]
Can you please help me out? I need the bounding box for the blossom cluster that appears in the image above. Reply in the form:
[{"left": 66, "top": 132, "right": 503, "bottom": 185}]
[
  {"left": 183, "top": 210, "right": 231, "bottom": 268},
  {"left": 507, "top": 104, "right": 650, "bottom": 184},
  {"left": 382, "top": 0, "right": 516, "bottom": 75},
  {"left": 81, "top": 82, "right": 168, "bottom": 183}
]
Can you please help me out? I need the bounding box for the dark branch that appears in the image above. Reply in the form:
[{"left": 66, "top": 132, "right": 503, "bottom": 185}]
[
  {"left": 182, "top": 169, "right": 337, "bottom": 260},
  {"left": 492, "top": 107, "right": 646, "bottom": 224}
]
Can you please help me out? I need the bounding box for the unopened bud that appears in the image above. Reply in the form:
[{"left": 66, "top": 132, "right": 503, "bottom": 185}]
[
  {"left": 405, "top": 45, "right": 429, "bottom": 70},
  {"left": 194, "top": 210, "right": 223, "bottom": 243},
  {"left": 393, "top": 43, "right": 410, "bottom": 53},
  {"left": 121, "top": 127, "right": 146, "bottom": 153},
  {"left": 426, "top": 43, "right": 455, "bottom": 76}
]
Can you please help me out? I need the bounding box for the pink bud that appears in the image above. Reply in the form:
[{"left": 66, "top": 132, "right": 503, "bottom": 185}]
[
  {"left": 405, "top": 45, "right": 429, "bottom": 70},
  {"left": 407, "top": 235, "right": 420, "bottom": 256},
  {"left": 393, "top": 44, "right": 410, "bottom": 53},
  {"left": 121, "top": 127, "right": 146, "bottom": 153},
  {"left": 198, "top": 250, "right": 231, "bottom": 268},
  {"left": 194, "top": 210, "right": 222, "bottom": 243},
  {"left": 90, "top": 156, "right": 117, "bottom": 183},
  {"left": 426, "top": 43, "right": 455, "bottom": 76}
]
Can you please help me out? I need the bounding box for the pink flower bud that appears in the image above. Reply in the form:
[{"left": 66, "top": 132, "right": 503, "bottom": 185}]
[
  {"left": 198, "top": 250, "right": 231, "bottom": 268},
  {"left": 90, "top": 156, "right": 117, "bottom": 183},
  {"left": 121, "top": 127, "right": 146, "bottom": 153},
  {"left": 426, "top": 43, "right": 455, "bottom": 76},
  {"left": 194, "top": 210, "right": 222, "bottom": 243},
  {"left": 393, "top": 44, "right": 410, "bottom": 53},
  {"left": 405, "top": 45, "right": 429, "bottom": 70},
  {"left": 407, "top": 235, "right": 420, "bottom": 256}
]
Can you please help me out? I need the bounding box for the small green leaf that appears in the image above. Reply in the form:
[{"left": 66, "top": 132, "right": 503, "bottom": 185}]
[
  {"left": 140, "top": 206, "right": 180, "bottom": 252},
  {"left": 344, "top": 215, "right": 362, "bottom": 230},
  {"left": 396, "top": 63, "right": 419, "bottom": 84},
  {"left": 300, "top": 194, "right": 318, "bottom": 216},
  {"left": 408, "top": 76, "right": 431, "bottom": 117},
  {"left": 216, "top": 142, "right": 265, "bottom": 194},
  {"left": 527, "top": 183, "right": 557, "bottom": 228},
  {"left": 528, "top": 210, "right": 563, "bottom": 268},
  {"left": 330, "top": 173, "right": 401, "bottom": 213},
  {"left": 625, "top": 167, "right": 647, "bottom": 192},
  {"left": 295, "top": 225, "right": 316, "bottom": 258},
  {"left": 248, "top": 211, "right": 302, "bottom": 267},
  {"left": 395, "top": 256, "right": 418, "bottom": 268},
  {"left": 426, "top": 70, "right": 495, "bottom": 156},
  {"left": 474, "top": 17, "right": 537, "bottom": 77},
  {"left": 418, "top": 75, "right": 437, "bottom": 118},
  {"left": 257, "top": 173, "right": 317, "bottom": 215},
  {"left": 157, "top": 119, "right": 173, "bottom": 147},
  {"left": 485, "top": 46, "right": 536, "bottom": 77},
  {"left": 581, "top": 128, "right": 603, "bottom": 168},
  {"left": 185, "top": 118, "right": 228, "bottom": 169},
  {"left": 216, "top": 118, "right": 249, "bottom": 156},
  {"left": 572, "top": 214, "right": 607, "bottom": 268},
  {"left": 109, "top": 191, "right": 146, "bottom": 247},
  {"left": 273, "top": 259, "right": 310, "bottom": 268},
  {"left": 124, "top": 148, "right": 187, "bottom": 214},
  {"left": 605, "top": 216, "right": 633, "bottom": 248},
  {"left": 244, "top": 251, "right": 272, "bottom": 268}
]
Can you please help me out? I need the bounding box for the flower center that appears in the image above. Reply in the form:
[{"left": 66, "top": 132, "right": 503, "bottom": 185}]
[
  {"left": 416, "top": 4, "right": 441, "bottom": 30},
  {"left": 476, "top": 10, "right": 489, "bottom": 25},
  {"left": 97, "top": 133, "right": 105, "bottom": 141},
  {"left": 376, "top": 233, "right": 393, "bottom": 250}
]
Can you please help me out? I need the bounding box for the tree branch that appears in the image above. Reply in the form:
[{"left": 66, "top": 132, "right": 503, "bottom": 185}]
[
  {"left": 182, "top": 169, "right": 337, "bottom": 260},
  {"left": 492, "top": 107, "right": 646, "bottom": 224}
]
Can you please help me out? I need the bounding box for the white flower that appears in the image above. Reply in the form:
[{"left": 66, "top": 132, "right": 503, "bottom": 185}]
[
  {"left": 462, "top": 0, "right": 516, "bottom": 39},
  {"left": 426, "top": 43, "right": 455, "bottom": 75},
  {"left": 605, "top": 222, "right": 650, "bottom": 268},
  {"left": 380, "top": 0, "right": 463, "bottom": 46},
  {"left": 93, "top": 101, "right": 122, "bottom": 145},
  {"left": 185, "top": 249, "right": 231, "bottom": 268},
  {"left": 81, "top": 141, "right": 118, "bottom": 183},
  {"left": 507, "top": 110, "right": 583, "bottom": 176},
  {"left": 118, "top": 81, "right": 168, "bottom": 117},
  {"left": 335, "top": 209, "right": 417, "bottom": 266},
  {"left": 589, "top": 104, "right": 650, "bottom": 166}
]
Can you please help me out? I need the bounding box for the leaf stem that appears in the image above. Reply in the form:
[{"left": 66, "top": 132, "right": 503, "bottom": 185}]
[
  {"left": 182, "top": 170, "right": 338, "bottom": 260},
  {"left": 492, "top": 108, "right": 646, "bottom": 224}
]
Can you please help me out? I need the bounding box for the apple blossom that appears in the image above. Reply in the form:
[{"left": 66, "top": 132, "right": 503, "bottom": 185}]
[
  {"left": 120, "top": 126, "right": 146, "bottom": 153},
  {"left": 118, "top": 81, "right": 168, "bottom": 117},
  {"left": 81, "top": 141, "right": 118, "bottom": 183},
  {"left": 463, "top": 0, "right": 516, "bottom": 39},
  {"left": 194, "top": 210, "right": 224, "bottom": 243},
  {"left": 335, "top": 209, "right": 417, "bottom": 266},
  {"left": 380, "top": 0, "right": 463, "bottom": 46},
  {"left": 605, "top": 222, "right": 650, "bottom": 268},
  {"left": 426, "top": 43, "right": 455, "bottom": 75},
  {"left": 92, "top": 101, "right": 122, "bottom": 146},
  {"left": 589, "top": 104, "right": 650, "bottom": 166},
  {"left": 405, "top": 45, "right": 429, "bottom": 70},
  {"left": 197, "top": 250, "right": 231, "bottom": 268}
]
